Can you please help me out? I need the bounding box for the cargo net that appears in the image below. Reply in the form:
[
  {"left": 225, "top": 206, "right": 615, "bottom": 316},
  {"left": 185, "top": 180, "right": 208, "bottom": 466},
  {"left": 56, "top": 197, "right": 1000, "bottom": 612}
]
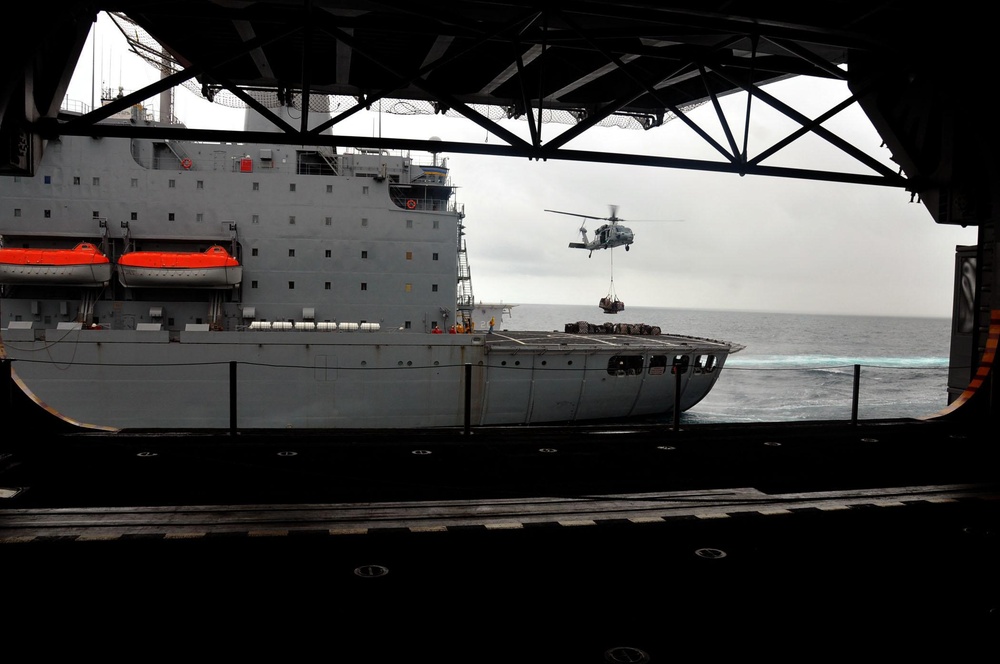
[
  {"left": 565, "top": 321, "right": 662, "bottom": 335},
  {"left": 113, "top": 13, "right": 703, "bottom": 132}
]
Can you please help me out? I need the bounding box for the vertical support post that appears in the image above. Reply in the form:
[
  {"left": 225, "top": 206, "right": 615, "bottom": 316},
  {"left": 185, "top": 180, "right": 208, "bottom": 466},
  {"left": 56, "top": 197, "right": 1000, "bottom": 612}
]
[
  {"left": 230, "top": 360, "right": 238, "bottom": 435},
  {"left": 1, "top": 359, "right": 11, "bottom": 422},
  {"left": 464, "top": 362, "right": 472, "bottom": 435},
  {"left": 851, "top": 364, "right": 860, "bottom": 425},
  {"left": 673, "top": 361, "right": 682, "bottom": 431}
]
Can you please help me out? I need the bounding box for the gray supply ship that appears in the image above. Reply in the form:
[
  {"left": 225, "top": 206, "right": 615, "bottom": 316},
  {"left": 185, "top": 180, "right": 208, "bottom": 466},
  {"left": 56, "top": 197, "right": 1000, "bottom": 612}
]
[{"left": 0, "top": 93, "right": 743, "bottom": 432}]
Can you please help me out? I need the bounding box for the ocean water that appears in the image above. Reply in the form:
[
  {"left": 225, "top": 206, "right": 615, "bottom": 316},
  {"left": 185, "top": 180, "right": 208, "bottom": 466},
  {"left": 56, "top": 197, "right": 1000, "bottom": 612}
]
[{"left": 496, "top": 303, "right": 957, "bottom": 423}]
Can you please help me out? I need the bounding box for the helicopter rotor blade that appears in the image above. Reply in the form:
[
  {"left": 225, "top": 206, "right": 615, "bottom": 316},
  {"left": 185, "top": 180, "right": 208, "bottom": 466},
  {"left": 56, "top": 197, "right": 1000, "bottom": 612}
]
[
  {"left": 608, "top": 204, "right": 619, "bottom": 220},
  {"left": 544, "top": 209, "right": 607, "bottom": 221}
]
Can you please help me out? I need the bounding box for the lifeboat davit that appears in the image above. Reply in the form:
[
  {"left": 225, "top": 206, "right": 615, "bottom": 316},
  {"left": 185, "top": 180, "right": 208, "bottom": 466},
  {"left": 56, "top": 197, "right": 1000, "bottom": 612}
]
[
  {"left": 0, "top": 242, "right": 112, "bottom": 285},
  {"left": 117, "top": 245, "right": 243, "bottom": 288}
]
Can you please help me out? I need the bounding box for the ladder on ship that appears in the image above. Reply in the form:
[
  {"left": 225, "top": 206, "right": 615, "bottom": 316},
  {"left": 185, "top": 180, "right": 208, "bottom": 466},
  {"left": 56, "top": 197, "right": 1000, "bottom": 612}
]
[
  {"left": 163, "top": 140, "right": 192, "bottom": 170},
  {"left": 456, "top": 218, "right": 474, "bottom": 331}
]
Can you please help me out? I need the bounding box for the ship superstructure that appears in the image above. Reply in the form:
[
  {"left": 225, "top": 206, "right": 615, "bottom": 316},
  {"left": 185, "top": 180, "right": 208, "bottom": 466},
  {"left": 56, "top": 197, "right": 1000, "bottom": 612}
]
[{"left": 1, "top": 100, "right": 463, "bottom": 334}]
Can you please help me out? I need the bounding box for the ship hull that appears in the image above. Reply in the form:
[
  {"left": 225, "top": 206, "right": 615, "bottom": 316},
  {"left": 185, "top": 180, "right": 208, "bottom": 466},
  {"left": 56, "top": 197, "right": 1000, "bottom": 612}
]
[
  {"left": 1, "top": 327, "right": 733, "bottom": 431},
  {"left": 0, "top": 103, "right": 742, "bottom": 432}
]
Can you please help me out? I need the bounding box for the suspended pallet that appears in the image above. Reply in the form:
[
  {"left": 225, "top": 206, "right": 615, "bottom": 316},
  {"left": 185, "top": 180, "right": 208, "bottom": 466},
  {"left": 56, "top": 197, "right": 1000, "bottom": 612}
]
[{"left": 599, "top": 295, "right": 624, "bottom": 314}]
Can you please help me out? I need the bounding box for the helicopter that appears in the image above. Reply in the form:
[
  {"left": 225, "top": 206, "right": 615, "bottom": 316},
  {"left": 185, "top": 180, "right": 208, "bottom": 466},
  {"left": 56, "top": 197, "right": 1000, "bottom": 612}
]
[{"left": 546, "top": 204, "right": 658, "bottom": 257}]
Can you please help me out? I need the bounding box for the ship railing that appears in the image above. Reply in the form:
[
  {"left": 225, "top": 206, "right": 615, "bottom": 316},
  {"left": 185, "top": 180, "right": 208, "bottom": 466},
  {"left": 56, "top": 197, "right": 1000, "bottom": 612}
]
[
  {"left": 391, "top": 194, "right": 458, "bottom": 213},
  {"left": 298, "top": 163, "right": 337, "bottom": 176},
  {"left": 61, "top": 95, "right": 181, "bottom": 126},
  {"left": 60, "top": 98, "right": 91, "bottom": 116}
]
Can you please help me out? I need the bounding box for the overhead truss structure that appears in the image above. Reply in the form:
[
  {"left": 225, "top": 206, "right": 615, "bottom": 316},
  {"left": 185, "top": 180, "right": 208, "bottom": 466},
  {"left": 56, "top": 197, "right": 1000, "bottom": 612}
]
[
  {"left": 3, "top": 2, "right": 991, "bottom": 219},
  {"left": 15, "top": 2, "right": 940, "bottom": 192}
]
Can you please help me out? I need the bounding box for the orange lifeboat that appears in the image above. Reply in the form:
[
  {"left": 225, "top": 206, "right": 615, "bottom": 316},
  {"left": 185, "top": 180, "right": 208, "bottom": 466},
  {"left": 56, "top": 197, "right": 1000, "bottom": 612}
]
[
  {"left": 0, "top": 242, "right": 112, "bottom": 285},
  {"left": 117, "top": 245, "right": 243, "bottom": 288}
]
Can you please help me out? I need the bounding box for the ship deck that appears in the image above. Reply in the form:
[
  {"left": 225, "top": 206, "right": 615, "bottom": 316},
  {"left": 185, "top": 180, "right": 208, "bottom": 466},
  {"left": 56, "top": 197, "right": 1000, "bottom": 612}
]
[
  {"left": 483, "top": 328, "right": 739, "bottom": 351},
  {"left": 1, "top": 419, "right": 997, "bottom": 659}
]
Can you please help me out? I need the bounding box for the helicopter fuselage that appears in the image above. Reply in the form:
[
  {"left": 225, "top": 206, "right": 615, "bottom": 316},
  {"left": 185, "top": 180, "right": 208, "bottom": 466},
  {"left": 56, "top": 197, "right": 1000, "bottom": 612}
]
[
  {"left": 569, "top": 222, "right": 634, "bottom": 255},
  {"left": 550, "top": 206, "right": 639, "bottom": 256}
]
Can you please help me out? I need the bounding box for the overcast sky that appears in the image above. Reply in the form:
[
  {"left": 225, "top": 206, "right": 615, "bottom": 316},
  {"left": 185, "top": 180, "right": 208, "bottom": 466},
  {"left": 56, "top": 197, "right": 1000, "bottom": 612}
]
[{"left": 66, "top": 13, "right": 978, "bottom": 319}]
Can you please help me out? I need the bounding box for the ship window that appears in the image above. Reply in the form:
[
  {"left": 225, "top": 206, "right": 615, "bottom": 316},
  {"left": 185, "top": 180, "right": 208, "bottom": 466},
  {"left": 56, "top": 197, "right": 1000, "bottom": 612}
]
[
  {"left": 694, "top": 354, "right": 717, "bottom": 373},
  {"left": 325, "top": 282, "right": 331, "bottom": 290},
  {"left": 44, "top": 209, "right": 51, "bottom": 218},
  {"left": 92, "top": 177, "right": 99, "bottom": 185},
  {"left": 404, "top": 321, "right": 411, "bottom": 329},
  {"left": 607, "top": 355, "right": 643, "bottom": 376},
  {"left": 325, "top": 250, "right": 332, "bottom": 258},
  {"left": 361, "top": 218, "right": 368, "bottom": 227},
  {"left": 168, "top": 213, "right": 175, "bottom": 221},
  {"left": 289, "top": 216, "right": 296, "bottom": 225},
  {"left": 325, "top": 217, "right": 332, "bottom": 226},
  {"left": 253, "top": 182, "right": 260, "bottom": 191},
  {"left": 432, "top": 284, "right": 438, "bottom": 292},
  {"left": 197, "top": 180, "right": 204, "bottom": 189},
  {"left": 648, "top": 355, "right": 668, "bottom": 375},
  {"left": 406, "top": 219, "right": 413, "bottom": 228},
  {"left": 405, "top": 283, "right": 412, "bottom": 292},
  {"left": 361, "top": 251, "right": 368, "bottom": 259},
  {"left": 73, "top": 176, "right": 80, "bottom": 185},
  {"left": 45, "top": 176, "right": 51, "bottom": 184},
  {"left": 169, "top": 179, "right": 175, "bottom": 188},
  {"left": 252, "top": 248, "right": 258, "bottom": 256},
  {"left": 361, "top": 283, "right": 367, "bottom": 291},
  {"left": 92, "top": 211, "right": 98, "bottom": 218},
  {"left": 672, "top": 355, "right": 691, "bottom": 374},
  {"left": 131, "top": 178, "right": 138, "bottom": 187},
  {"left": 406, "top": 251, "right": 412, "bottom": 260},
  {"left": 363, "top": 186, "right": 369, "bottom": 195},
  {"left": 252, "top": 215, "right": 259, "bottom": 224},
  {"left": 326, "top": 185, "right": 332, "bottom": 193},
  {"left": 197, "top": 213, "right": 204, "bottom": 222},
  {"left": 251, "top": 281, "right": 258, "bottom": 288},
  {"left": 288, "top": 282, "right": 295, "bottom": 289},
  {"left": 290, "top": 183, "right": 296, "bottom": 192},
  {"left": 289, "top": 249, "right": 295, "bottom": 257},
  {"left": 14, "top": 209, "right": 21, "bottom": 217},
  {"left": 130, "top": 212, "right": 137, "bottom": 220},
  {"left": 433, "top": 220, "right": 439, "bottom": 229},
  {"left": 433, "top": 253, "right": 438, "bottom": 261}
]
